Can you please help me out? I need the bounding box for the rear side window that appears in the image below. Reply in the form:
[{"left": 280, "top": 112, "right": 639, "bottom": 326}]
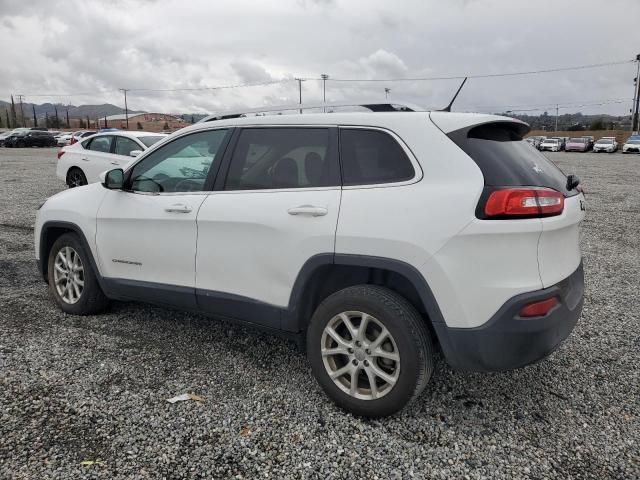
[
  {"left": 85, "top": 136, "right": 112, "bottom": 153},
  {"left": 448, "top": 122, "right": 574, "bottom": 196},
  {"left": 339, "top": 129, "right": 415, "bottom": 186},
  {"left": 225, "top": 128, "right": 337, "bottom": 190},
  {"left": 114, "top": 136, "right": 142, "bottom": 156}
]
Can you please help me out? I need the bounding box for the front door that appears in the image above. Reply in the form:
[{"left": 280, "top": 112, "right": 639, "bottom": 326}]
[
  {"left": 195, "top": 127, "right": 341, "bottom": 329},
  {"left": 95, "top": 128, "right": 230, "bottom": 308}
]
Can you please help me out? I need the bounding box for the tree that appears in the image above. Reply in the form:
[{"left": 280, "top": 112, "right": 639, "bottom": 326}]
[
  {"left": 0, "top": 112, "right": 3, "bottom": 128},
  {"left": 163, "top": 121, "right": 169, "bottom": 130},
  {"left": 45, "top": 112, "right": 51, "bottom": 128},
  {"left": 567, "top": 124, "right": 586, "bottom": 131},
  {"left": 5, "top": 110, "right": 10, "bottom": 129},
  {"left": 66, "top": 110, "right": 70, "bottom": 128},
  {"left": 590, "top": 118, "right": 605, "bottom": 130},
  {"left": 10, "top": 95, "right": 18, "bottom": 128},
  {"left": 136, "top": 121, "right": 143, "bottom": 130},
  {"left": 32, "top": 105, "right": 38, "bottom": 127},
  {"left": 54, "top": 106, "right": 60, "bottom": 129}
]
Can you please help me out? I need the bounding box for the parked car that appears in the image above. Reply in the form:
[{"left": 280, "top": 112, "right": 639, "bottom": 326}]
[
  {"left": 0, "top": 128, "right": 30, "bottom": 146},
  {"left": 36, "top": 103, "right": 586, "bottom": 417},
  {"left": 540, "top": 138, "right": 562, "bottom": 152},
  {"left": 550, "top": 137, "right": 566, "bottom": 150},
  {"left": 581, "top": 136, "right": 594, "bottom": 150},
  {"left": 526, "top": 135, "right": 546, "bottom": 150},
  {"left": 593, "top": 138, "right": 618, "bottom": 153},
  {"left": 57, "top": 131, "right": 168, "bottom": 187},
  {"left": 4, "top": 130, "right": 56, "bottom": 148},
  {"left": 69, "top": 130, "right": 97, "bottom": 145},
  {"left": 565, "top": 137, "right": 590, "bottom": 152},
  {"left": 56, "top": 133, "right": 74, "bottom": 146},
  {"left": 622, "top": 135, "right": 640, "bottom": 154}
]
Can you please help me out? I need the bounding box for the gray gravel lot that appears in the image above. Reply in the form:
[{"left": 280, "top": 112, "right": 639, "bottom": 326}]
[{"left": 0, "top": 147, "right": 638, "bottom": 479}]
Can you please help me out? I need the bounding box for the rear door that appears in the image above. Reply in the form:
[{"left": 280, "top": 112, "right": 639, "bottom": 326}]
[
  {"left": 81, "top": 135, "right": 115, "bottom": 181},
  {"left": 195, "top": 126, "right": 341, "bottom": 329}
]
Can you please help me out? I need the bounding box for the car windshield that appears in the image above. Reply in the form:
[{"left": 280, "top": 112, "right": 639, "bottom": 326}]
[
  {"left": 545, "top": 139, "right": 558, "bottom": 143},
  {"left": 139, "top": 136, "right": 165, "bottom": 148},
  {"left": 596, "top": 139, "right": 613, "bottom": 144},
  {"left": 628, "top": 139, "right": 640, "bottom": 144},
  {"left": 569, "top": 138, "right": 585, "bottom": 143}
]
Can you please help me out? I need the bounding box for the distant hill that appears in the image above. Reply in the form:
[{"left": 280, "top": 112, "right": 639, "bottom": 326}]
[{"left": 0, "top": 100, "right": 143, "bottom": 119}]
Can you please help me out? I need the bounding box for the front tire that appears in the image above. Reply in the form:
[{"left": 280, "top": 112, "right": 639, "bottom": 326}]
[
  {"left": 67, "top": 168, "right": 87, "bottom": 188},
  {"left": 307, "top": 285, "right": 434, "bottom": 417},
  {"left": 47, "top": 233, "right": 108, "bottom": 315}
]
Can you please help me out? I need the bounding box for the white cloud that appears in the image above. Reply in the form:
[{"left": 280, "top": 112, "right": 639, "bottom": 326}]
[{"left": 0, "top": 0, "right": 638, "bottom": 116}]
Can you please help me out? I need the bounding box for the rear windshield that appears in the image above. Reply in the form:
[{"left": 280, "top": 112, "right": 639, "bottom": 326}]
[
  {"left": 448, "top": 122, "right": 575, "bottom": 197},
  {"left": 569, "top": 138, "right": 585, "bottom": 143}
]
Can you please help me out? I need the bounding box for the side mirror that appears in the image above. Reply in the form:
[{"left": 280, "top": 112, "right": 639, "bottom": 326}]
[
  {"left": 102, "top": 168, "right": 124, "bottom": 190},
  {"left": 129, "top": 149, "right": 142, "bottom": 157}
]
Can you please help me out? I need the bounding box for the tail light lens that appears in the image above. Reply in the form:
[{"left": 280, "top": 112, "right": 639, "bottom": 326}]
[
  {"left": 519, "top": 297, "right": 559, "bottom": 318},
  {"left": 70, "top": 137, "right": 77, "bottom": 145},
  {"left": 482, "top": 187, "right": 564, "bottom": 219},
  {"left": 57, "top": 150, "right": 65, "bottom": 159}
]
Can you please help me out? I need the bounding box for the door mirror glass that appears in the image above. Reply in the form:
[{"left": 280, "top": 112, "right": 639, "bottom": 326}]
[
  {"left": 103, "top": 168, "right": 124, "bottom": 190},
  {"left": 129, "top": 149, "right": 143, "bottom": 157}
]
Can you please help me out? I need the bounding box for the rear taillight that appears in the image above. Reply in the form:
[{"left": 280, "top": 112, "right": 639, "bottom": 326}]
[
  {"left": 482, "top": 187, "right": 564, "bottom": 219},
  {"left": 57, "top": 150, "right": 65, "bottom": 159},
  {"left": 70, "top": 138, "right": 77, "bottom": 145},
  {"left": 519, "top": 297, "right": 559, "bottom": 318}
]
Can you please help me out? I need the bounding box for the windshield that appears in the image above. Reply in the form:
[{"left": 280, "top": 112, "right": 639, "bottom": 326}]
[
  {"left": 139, "top": 136, "right": 165, "bottom": 148},
  {"left": 569, "top": 138, "right": 585, "bottom": 143},
  {"left": 596, "top": 139, "right": 613, "bottom": 144},
  {"left": 544, "top": 139, "right": 558, "bottom": 143},
  {"left": 627, "top": 139, "right": 640, "bottom": 144}
]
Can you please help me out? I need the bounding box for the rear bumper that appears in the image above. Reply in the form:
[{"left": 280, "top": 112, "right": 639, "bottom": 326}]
[{"left": 435, "top": 261, "right": 584, "bottom": 372}]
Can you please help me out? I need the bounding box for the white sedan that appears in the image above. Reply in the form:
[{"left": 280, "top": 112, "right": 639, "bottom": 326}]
[{"left": 57, "top": 131, "right": 168, "bottom": 187}]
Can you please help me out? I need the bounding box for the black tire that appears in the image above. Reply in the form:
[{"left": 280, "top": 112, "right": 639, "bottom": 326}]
[
  {"left": 307, "top": 285, "right": 434, "bottom": 417},
  {"left": 47, "top": 233, "right": 108, "bottom": 315},
  {"left": 67, "top": 168, "right": 87, "bottom": 188}
]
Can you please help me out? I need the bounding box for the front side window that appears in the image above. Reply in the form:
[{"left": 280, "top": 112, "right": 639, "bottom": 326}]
[
  {"left": 114, "top": 136, "right": 142, "bottom": 156},
  {"left": 339, "top": 129, "right": 415, "bottom": 186},
  {"left": 86, "top": 136, "right": 112, "bottom": 153},
  {"left": 129, "top": 129, "right": 228, "bottom": 193},
  {"left": 225, "top": 128, "right": 334, "bottom": 190}
]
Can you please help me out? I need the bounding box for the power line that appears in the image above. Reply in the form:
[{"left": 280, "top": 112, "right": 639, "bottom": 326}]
[
  {"left": 314, "top": 59, "right": 635, "bottom": 82},
  {"left": 488, "top": 99, "right": 631, "bottom": 113},
  {"left": 471, "top": 97, "right": 632, "bottom": 111}
]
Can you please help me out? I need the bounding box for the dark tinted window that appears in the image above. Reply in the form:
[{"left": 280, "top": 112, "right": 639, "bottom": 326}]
[
  {"left": 339, "top": 129, "right": 415, "bottom": 186},
  {"left": 225, "top": 128, "right": 336, "bottom": 190},
  {"left": 449, "top": 122, "right": 574, "bottom": 196},
  {"left": 86, "top": 136, "right": 112, "bottom": 153}
]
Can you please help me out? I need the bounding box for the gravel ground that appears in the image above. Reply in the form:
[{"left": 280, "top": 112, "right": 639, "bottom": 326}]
[{"left": 0, "top": 147, "right": 638, "bottom": 479}]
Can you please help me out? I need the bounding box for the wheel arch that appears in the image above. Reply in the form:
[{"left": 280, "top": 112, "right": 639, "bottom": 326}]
[
  {"left": 38, "top": 221, "right": 104, "bottom": 291},
  {"left": 285, "top": 254, "right": 448, "bottom": 338}
]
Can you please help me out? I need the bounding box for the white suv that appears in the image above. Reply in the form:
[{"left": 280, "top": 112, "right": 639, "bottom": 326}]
[{"left": 35, "top": 102, "right": 586, "bottom": 417}]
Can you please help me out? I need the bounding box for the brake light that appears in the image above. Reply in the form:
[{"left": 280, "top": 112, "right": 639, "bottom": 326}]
[
  {"left": 57, "top": 150, "right": 65, "bottom": 159},
  {"left": 70, "top": 137, "right": 77, "bottom": 145},
  {"left": 483, "top": 188, "right": 564, "bottom": 218},
  {"left": 519, "top": 297, "right": 559, "bottom": 317}
]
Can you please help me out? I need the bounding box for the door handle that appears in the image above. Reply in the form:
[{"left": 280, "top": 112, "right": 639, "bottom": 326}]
[
  {"left": 81, "top": 157, "right": 89, "bottom": 161},
  {"left": 110, "top": 161, "right": 119, "bottom": 165},
  {"left": 287, "top": 205, "right": 328, "bottom": 217},
  {"left": 165, "top": 203, "right": 192, "bottom": 213}
]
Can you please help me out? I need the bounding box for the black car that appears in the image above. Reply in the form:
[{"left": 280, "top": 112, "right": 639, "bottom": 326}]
[{"left": 4, "top": 130, "right": 56, "bottom": 148}]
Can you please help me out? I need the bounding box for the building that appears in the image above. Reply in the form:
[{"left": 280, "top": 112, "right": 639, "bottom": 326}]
[{"left": 101, "top": 112, "right": 187, "bottom": 132}]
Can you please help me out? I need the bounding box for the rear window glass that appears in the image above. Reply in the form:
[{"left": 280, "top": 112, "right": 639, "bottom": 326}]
[
  {"left": 139, "top": 136, "right": 165, "bottom": 148},
  {"left": 340, "top": 129, "right": 415, "bottom": 186},
  {"left": 449, "top": 122, "right": 574, "bottom": 196}
]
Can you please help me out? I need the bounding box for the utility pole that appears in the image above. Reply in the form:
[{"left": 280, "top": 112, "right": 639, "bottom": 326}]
[
  {"left": 294, "top": 78, "right": 305, "bottom": 114},
  {"left": 320, "top": 74, "right": 329, "bottom": 112},
  {"left": 17, "top": 94, "right": 25, "bottom": 127},
  {"left": 555, "top": 104, "right": 559, "bottom": 132},
  {"left": 384, "top": 87, "right": 391, "bottom": 99},
  {"left": 119, "top": 88, "right": 130, "bottom": 129},
  {"left": 632, "top": 54, "right": 640, "bottom": 133}
]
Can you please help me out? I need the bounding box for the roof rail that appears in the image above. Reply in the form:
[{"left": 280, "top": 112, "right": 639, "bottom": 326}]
[{"left": 199, "top": 100, "right": 425, "bottom": 123}]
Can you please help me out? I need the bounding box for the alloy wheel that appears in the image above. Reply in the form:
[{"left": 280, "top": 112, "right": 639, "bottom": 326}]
[
  {"left": 53, "top": 246, "right": 84, "bottom": 304},
  {"left": 321, "top": 311, "right": 400, "bottom": 400}
]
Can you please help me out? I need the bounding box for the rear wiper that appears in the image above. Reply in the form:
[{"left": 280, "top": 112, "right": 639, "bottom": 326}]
[{"left": 566, "top": 174, "right": 581, "bottom": 191}]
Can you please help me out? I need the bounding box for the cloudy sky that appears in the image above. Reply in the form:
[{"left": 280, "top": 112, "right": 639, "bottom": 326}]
[{"left": 1, "top": 0, "right": 639, "bottom": 116}]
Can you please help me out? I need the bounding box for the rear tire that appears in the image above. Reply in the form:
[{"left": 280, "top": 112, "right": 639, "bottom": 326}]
[
  {"left": 47, "top": 233, "right": 108, "bottom": 315},
  {"left": 307, "top": 285, "right": 434, "bottom": 417},
  {"left": 67, "top": 168, "right": 87, "bottom": 188}
]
